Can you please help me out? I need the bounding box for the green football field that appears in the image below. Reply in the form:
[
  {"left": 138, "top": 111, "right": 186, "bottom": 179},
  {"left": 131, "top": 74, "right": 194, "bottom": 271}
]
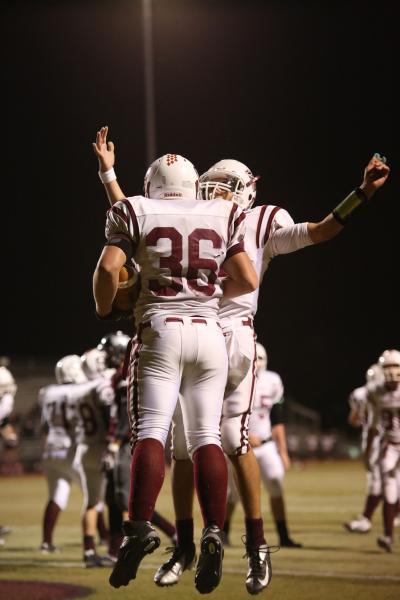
[{"left": 0, "top": 460, "right": 399, "bottom": 599}]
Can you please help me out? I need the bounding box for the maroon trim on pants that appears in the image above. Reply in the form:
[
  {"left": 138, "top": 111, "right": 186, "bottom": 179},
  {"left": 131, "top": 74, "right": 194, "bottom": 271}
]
[
  {"left": 191, "top": 318, "right": 207, "bottom": 324},
  {"left": 165, "top": 317, "right": 184, "bottom": 323},
  {"left": 242, "top": 317, "right": 253, "bottom": 328},
  {"left": 128, "top": 341, "right": 141, "bottom": 444},
  {"left": 236, "top": 330, "right": 257, "bottom": 455}
]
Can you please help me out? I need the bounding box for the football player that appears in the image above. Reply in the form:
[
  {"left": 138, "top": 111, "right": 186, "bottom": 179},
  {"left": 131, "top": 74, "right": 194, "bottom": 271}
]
[
  {"left": 92, "top": 126, "right": 390, "bottom": 594},
  {"left": 0, "top": 364, "right": 18, "bottom": 546},
  {"left": 344, "top": 363, "right": 385, "bottom": 534},
  {"left": 93, "top": 150, "right": 258, "bottom": 594},
  {"left": 72, "top": 347, "right": 115, "bottom": 567},
  {"left": 99, "top": 331, "right": 177, "bottom": 562},
  {"left": 365, "top": 349, "right": 400, "bottom": 552},
  {"left": 224, "top": 342, "right": 302, "bottom": 548},
  {"left": 38, "top": 355, "right": 88, "bottom": 553}
]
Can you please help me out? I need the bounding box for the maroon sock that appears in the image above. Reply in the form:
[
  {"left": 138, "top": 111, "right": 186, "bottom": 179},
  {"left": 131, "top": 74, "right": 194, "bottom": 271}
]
[
  {"left": 151, "top": 510, "right": 176, "bottom": 538},
  {"left": 245, "top": 518, "right": 266, "bottom": 548},
  {"left": 193, "top": 444, "right": 227, "bottom": 530},
  {"left": 42, "top": 500, "right": 61, "bottom": 545},
  {"left": 96, "top": 511, "right": 109, "bottom": 541},
  {"left": 83, "top": 535, "right": 96, "bottom": 551},
  {"left": 129, "top": 438, "right": 165, "bottom": 521},
  {"left": 383, "top": 501, "right": 397, "bottom": 538},
  {"left": 176, "top": 518, "right": 194, "bottom": 548},
  {"left": 363, "top": 494, "right": 381, "bottom": 520}
]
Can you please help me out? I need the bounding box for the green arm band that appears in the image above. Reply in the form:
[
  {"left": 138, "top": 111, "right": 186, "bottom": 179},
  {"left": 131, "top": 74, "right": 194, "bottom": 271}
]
[{"left": 332, "top": 187, "right": 368, "bottom": 225}]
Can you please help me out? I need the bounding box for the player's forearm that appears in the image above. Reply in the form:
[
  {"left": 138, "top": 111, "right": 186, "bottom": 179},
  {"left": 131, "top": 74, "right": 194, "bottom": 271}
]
[{"left": 102, "top": 179, "right": 126, "bottom": 206}]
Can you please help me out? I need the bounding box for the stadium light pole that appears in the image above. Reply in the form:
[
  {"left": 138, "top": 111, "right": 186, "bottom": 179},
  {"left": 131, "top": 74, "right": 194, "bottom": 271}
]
[{"left": 142, "top": 0, "right": 157, "bottom": 164}]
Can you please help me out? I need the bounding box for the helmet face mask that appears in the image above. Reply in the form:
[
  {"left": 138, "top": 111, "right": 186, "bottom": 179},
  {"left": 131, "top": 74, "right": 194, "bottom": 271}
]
[
  {"left": 55, "top": 355, "right": 87, "bottom": 385},
  {"left": 378, "top": 349, "right": 400, "bottom": 388},
  {"left": 365, "top": 363, "right": 384, "bottom": 384},
  {"left": 200, "top": 159, "right": 258, "bottom": 210},
  {"left": 144, "top": 154, "right": 199, "bottom": 200}
]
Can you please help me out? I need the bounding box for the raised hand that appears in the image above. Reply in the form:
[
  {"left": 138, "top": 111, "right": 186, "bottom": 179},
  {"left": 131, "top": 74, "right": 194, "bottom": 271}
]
[
  {"left": 361, "top": 153, "right": 390, "bottom": 196},
  {"left": 92, "top": 125, "right": 115, "bottom": 172}
]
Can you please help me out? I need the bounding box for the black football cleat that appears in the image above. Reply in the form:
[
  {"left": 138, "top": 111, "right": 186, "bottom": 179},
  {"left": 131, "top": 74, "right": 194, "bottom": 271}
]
[
  {"left": 195, "top": 525, "right": 224, "bottom": 594},
  {"left": 109, "top": 520, "right": 160, "bottom": 588},
  {"left": 279, "top": 537, "right": 303, "bottom": 548}
]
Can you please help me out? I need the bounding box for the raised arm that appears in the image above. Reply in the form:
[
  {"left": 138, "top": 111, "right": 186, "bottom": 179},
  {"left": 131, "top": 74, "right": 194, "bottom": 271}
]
[{"left": 93, "top": 126, "right": 126, "bottom": 206}]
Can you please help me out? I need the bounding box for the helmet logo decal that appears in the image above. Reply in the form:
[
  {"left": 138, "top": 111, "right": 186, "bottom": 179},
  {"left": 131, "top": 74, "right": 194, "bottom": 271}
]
[{"left": 166, "top": 154, "right": 178, "bottom": 166}]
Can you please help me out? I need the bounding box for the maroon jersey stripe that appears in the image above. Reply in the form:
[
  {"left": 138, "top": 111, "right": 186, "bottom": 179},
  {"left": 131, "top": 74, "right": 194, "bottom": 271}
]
[
  {"left": 233, "top": 211, "right": 246, "bottom": 230},
  {"left": 256, "top": 205, "right": 268, "bottom": 248},
  {"left": 122, "top": 200, "right": 140, "bottom": 241},
  {"left": 227, "top": 203, "right": 237, "bottom": 240},
  {"left": 263, "top": 206, "right": 281, "bottom": 246},
  {"left": 112, "top": 205, "right": 129, "bottom": 224},
  {"left": 226, "top": 240, "right": 245, "bottom": 260}
]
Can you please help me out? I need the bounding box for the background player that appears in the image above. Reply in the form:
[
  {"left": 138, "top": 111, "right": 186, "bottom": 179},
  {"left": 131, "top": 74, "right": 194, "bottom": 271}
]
[
  {"left": 0, "top": 364, "right": 18, "bottom": 546},
  {"left": 39, "top": 354, "right": 88, "bottom": 553},
  {"left": 365, "top": 349, "right": 400, "bottom": 552},
  {"left": 344, "top": 363, "right": 385, "bottom": 533}
]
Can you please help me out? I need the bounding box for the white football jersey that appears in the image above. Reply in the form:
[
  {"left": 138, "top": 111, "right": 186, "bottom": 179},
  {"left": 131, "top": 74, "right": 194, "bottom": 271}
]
[
  {"left": 74, "top": 377, "right": 115, "bottom": 445},
  {"left": 219, "top": 204, "right": 312, "bottom": 321},
  {"left": 368, "top": 382, "right": 400, "bottom": 444},
  {"left": 348, "top": 386, "right": 369, "bottom": 423},
  {"left": 105, "top": 196, "right": 245, "bottom": 322},
  {"left": 39, "top": 383, "right": 81, "bottom": 455},
  {"left": 248, "top": 369, "right": 284, "bottom": 440}
]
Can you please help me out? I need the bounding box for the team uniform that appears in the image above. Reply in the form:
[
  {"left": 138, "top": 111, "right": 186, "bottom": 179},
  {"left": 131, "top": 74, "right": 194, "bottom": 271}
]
[
  {"left": 104, "top": 184, "right": 247, "bottom": 593},
  {"left": 74, "top": 376, "right": 115, "bottom": 508},
  {"left": 367, "top": 380, "right": 400, "bottom": 548},
  {"left": 39, "top": 383, "right": 87, "bottom": 511},
  {"left": 348, "top": 385, "right": 382, "bottom": 496},
  {"left": 106, "top": 195, "right": 245, "bottom": 457}
]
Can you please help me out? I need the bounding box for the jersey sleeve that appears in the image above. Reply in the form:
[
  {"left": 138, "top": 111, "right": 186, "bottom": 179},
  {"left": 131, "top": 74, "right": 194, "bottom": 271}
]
[
  {"left": 226, "top": 203, "right": 246, "bottom": 259},
  {"left": 105, "top": 198, "right": 140, "bottom": 261},
  {"left": 261, "top": 207, "right": 313, "bottom": 260}
]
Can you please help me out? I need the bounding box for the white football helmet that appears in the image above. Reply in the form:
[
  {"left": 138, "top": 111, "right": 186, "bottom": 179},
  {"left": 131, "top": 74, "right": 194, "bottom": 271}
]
[
  {"left": 365, "top": 363, "right": 384, "bottom": 384},
  {"left": 143, "top": 154, "right": 199, "bottom": 199},
  {"left": 81, "top": 348, "right": 108, "bottom": 380},
  {"left": 378, "top": 349, "right": 400, "bottom": 385},
  {"left": 0, "top": 366, "right": 17, "bottom": 396},
  {"left": 200, "top": 159, "right": 259, "bottom": 210},
  {"left": 55, "top": 355, "right": 87, "bottom": 385},
  {"left": 256, "top": 342, "right": 268, "bottom": 372}
]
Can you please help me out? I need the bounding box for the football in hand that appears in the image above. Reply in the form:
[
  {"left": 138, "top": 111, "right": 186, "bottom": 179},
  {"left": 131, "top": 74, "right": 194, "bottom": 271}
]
[{"left": 113, "top": 265, "right": 140, "bottom": 312}]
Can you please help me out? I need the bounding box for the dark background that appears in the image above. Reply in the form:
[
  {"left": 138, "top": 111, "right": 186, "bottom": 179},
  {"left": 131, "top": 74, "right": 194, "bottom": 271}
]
[{"left": 2, "top": 0, "right": 398, "bottom": 428}]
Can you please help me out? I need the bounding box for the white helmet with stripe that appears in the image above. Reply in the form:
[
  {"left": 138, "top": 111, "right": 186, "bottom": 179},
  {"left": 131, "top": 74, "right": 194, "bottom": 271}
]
[
  {"left": 0, "top": 366, "right": 17, "bottom": 396},
  {"left": 144, "top": 154, "right": 199, "bottom": 199}
]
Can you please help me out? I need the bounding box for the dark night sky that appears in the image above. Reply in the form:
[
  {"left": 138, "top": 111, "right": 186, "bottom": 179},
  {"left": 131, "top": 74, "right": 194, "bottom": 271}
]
[{"left": 2, "top": 0, "right": 399, "bottom": 427}]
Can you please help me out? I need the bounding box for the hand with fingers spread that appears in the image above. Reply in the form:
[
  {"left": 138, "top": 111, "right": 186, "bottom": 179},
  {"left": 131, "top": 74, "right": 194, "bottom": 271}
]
[{"left": 93, "top": 125, "right": 115, "bottom": 173}]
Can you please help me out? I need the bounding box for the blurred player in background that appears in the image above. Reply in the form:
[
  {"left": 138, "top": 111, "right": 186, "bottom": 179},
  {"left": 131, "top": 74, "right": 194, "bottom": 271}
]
[
  {"left": 92, "top": 126, "right": 390, "bottom": 595},
  {"left": 99, "top": 331, "right": 177, "bottom": 563},
  {"left": 223, "top": 342, "right": 302, "bottom": 549},
  {"left": 0, "top": 363, "right": 18, "bottom": 546},
  {"left": 344, "top": 363, "right": 385, "bottom": 534},
  {"left": 365, "top": 349, "right": 400, "bottom": 552},
  {"left": 73, "top": 347, "right": 115, "bottom": 566},
  {"left": 38, "top": 355, "right": 88, "bottom": 553}
]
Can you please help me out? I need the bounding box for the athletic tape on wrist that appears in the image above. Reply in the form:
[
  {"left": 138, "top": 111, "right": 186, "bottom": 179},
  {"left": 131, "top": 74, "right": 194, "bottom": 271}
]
[
  {"left": 98, "top": 167, "right": 116, "bottom": 184},
  {"left": 332, "top": 188, "right": 368, "bottom": 225}
]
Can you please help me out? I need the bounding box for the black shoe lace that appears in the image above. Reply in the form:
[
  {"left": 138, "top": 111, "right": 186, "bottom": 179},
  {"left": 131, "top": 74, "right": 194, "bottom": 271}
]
[
  {"left": 241, "top": 535, "right": 280, "bottom": 573},
  {"left": 161, "top": 545, "right": 194, "bottom": 569}
]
